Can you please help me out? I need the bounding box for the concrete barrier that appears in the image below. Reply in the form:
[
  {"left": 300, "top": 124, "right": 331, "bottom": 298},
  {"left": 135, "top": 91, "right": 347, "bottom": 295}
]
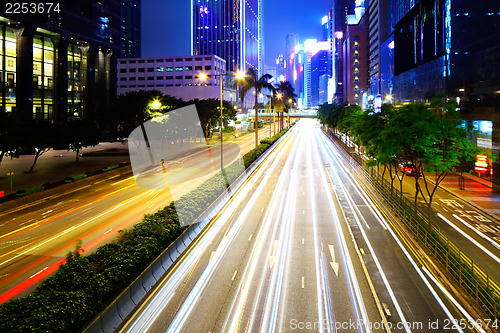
[
  {"left": 101, "top": 301, "right": 121, "bottom": 333},
  {"left": 176, "top": 238, "right": 186, "bottom": 254},
  {"left": 152, "top": 259, "right": 166, "bottom": 281},
  {"left": 117, "top": 288, "right": 135, "bottom": 320},
  {"left": 160, "top": 251, "right": 173, "bottom": 271},
  {"left": 85, "top": 316, "right": 103, "bottom": 333},
  {"left": 130, "top": 278, "right": 147, "bottom": 305},
  {"left": 141, "top": 266, "right": 157, "bottom": 291}
]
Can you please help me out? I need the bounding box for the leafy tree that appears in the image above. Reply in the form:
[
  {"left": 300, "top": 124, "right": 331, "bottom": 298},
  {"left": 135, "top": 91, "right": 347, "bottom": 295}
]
[
  {"left": 317, "top": 102, "right": 344, "bottom": 130},
  {"left": 113, "top": 90, "right": 184, "bottom": 137},
  {"left": 356, "top": 104, "right": 401, "bottom": 192},
  {"left": 24, "top": 121, "right": 56, "bottom": 172},
  {"left": 0, "top": 112, "right": 22, "bottom": 168},
  {"left": 57, "top": 120, "right": 100, "bottom": 163},
  {"left": 190, "top": 98, "right": 236, "bottom": 138},
  {"left": 239, "top": 68, "right": 274, "bottom": 150},
  {"left": 337, "top": 104, "right": 363, "bottom": 138},
  {"left": 417, "top": 102, "right": 477, "bottom": 228}
]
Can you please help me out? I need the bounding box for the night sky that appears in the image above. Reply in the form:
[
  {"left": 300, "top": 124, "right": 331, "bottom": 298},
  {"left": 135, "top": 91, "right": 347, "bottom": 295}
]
[{"left": 141, "top": 0, "right": 334, "bottom": 68}]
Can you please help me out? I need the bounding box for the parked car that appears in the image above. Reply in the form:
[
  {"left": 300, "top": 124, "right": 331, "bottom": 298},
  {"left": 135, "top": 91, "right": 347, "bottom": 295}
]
[{"left": 398, "top": 162, "right": 420, "bottom": 176}]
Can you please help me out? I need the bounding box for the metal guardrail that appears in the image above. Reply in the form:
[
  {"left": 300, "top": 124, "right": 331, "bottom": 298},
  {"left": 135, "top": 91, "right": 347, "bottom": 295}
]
[
  {"left": 84, "top": 128, "right": 293, "bottom": 333},
  {"left": 327, "top": 131, "right": 500, "bottom": 323}
]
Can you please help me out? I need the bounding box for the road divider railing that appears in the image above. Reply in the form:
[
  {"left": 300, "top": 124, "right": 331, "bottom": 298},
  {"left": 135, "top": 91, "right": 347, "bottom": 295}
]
[{"left": 324, "top": 130, "right": 500, "bottom": 325}]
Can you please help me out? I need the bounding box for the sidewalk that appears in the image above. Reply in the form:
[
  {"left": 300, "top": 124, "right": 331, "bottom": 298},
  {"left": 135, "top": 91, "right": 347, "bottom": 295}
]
[
  {"left": 0, "top": 142, "right": 131, "bottom": 195},
  {"left": 435, "top": 172, "right": 500, "bottom": 218}
]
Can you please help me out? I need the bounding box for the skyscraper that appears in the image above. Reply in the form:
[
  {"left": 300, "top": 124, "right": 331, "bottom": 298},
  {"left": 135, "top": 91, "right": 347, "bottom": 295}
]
[
  {"left": 192, "top": 0, "right": 263, "bottom": 75},
  {"left": 285, "top": 33, "right": 298, "bottom": 83},
  {"left": 367, "top": 0, "right": 388, "bottom": 102},
  {"left": 390, "top": 0, "right": 500, "bottom": 190},
  {"left": 331, "top": 0, "right": 355, "bottom": 104},
  {"left": 1, "top": 0, "right": 120, "bottom": 123},
  {"left": 120, "top": 0, "right": 141, "bottom": 58}
]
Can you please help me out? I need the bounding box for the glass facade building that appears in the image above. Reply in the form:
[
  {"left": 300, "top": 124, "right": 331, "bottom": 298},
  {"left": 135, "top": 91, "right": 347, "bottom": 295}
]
[
  {"left": 192, "top": 0, "right": 262, "bottom": 75},
  {"left": 1, "top": 0, "right": 120, "bottom": 123},
  {"left": 389, "top": 0, "right": 500, "bottom": 189},
  {"left": 120, "top": 0, "right": 141, "bottom": 58}
]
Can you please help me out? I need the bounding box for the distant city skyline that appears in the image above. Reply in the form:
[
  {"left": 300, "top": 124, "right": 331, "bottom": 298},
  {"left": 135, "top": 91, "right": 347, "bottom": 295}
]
[{"left": 141, "top": 0, "right": 334, "bottom": 69}]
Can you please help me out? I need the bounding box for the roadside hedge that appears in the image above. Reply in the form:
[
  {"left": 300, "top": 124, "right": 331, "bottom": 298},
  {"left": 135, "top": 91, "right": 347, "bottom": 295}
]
[
  {"left": 0, "top": 128, "right": 289, "bottom": 333},
  {"left": 64, "top": 174, "right": 88, "bottom": 183},
  {"left": 15, "top": 186, "right": 45, "bottom": 198}
]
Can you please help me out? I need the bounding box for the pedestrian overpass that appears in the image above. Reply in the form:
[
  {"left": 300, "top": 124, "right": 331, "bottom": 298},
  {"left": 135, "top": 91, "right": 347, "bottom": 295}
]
[{"left": 246, "top": 109, "right": 317, "bottom": 119}]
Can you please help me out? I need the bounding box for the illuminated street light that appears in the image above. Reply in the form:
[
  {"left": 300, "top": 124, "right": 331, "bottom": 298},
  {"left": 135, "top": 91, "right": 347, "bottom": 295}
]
[
  {"left": 199, "top": 71, "right": 245, "bottom": 175},
  {"left": 152, "top": 99, "right": 161, "bottom": 110}
]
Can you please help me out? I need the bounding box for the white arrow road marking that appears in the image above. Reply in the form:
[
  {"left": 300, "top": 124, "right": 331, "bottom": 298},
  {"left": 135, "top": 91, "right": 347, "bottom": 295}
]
[
  {"left": 328, "top": 244, "right": 339, "bottom": 276},
  {"left": 269, "top": 240, "right": 279, "bottom": 269}
]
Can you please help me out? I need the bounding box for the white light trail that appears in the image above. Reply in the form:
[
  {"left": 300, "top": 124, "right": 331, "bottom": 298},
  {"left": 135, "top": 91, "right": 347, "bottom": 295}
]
[{"left": 439, "top": 214, "right": 500, "bottom": 265}]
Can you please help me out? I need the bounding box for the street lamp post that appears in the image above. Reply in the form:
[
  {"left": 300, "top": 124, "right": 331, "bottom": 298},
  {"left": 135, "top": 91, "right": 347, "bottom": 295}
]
[
  {"left": 199, "top": 71, "right": 244, "bottom": 175},
  {"left": 7, "top": 172, "right": 13, "bottom": 194}
]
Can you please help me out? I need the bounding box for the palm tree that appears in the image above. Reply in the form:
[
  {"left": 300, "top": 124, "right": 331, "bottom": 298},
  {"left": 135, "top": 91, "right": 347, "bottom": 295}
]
[
  {"left": 265, "top": 93, "right": 285, "bottom": 136},
  {"left": 239, "top": 68, "right": 274, "bottom": 150},
  {"left": 275, "top": 81, "right": 297, "bottom": 130}
]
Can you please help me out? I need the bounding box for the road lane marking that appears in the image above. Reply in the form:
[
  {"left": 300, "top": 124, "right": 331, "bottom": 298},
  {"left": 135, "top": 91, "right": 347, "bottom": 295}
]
[
  {"left": 29, "top": 266, "right": 48, "bottom": 279},
  {"left": 104, "top": 228, "right": 113, "bottom": 234},
  {"left": 301, "top": 276, "right": 305, "bottom": 289},
  {"left": 382, "top": 303, "right": 392, "bottom": 317},
  {"left": 423, "top": 266, "right": 486, "bottom": 333},
  {"left": 231, "top": 270, "right": 237, "bottom": 281},
  {"left": 302, "top": 238, "right": 304, "bottom": 245},
  {"left": 439, "top": 214, "right": 500, "bottom": 264},
  {"left": 328, "top": 244, "right": 339, "bottom": 276},
  {"left": 302, "top": 210, "right": 305, "bottom": 214},
  {"left": 269, "top": 240, "right": 279, "bottom": 269},
  {"left": 248, "top": 234, "right": 253, "bottom": 241},
  {"left": 261, "top": 207, "right": 264, "bottom": 212},
  {"left": 41, "top": 210, "right": 53, "bottom": 216},
  {"left": 452, "top": 213, "right": 500, "bottom": 250},
  {"left": 111, "top": 176, "right": 134, "bottom": 186}
]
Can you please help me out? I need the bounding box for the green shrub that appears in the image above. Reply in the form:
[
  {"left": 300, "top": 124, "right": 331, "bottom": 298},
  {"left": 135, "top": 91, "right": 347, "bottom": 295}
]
[
  {"left": 15, "top": 186, "right": 45, "bottom": 198},
  {"left": 102, "top": 165, "right": 119, "bottom": 172},
  {"left": 63, "top": 174, "right": 88, "bottom": 183}
]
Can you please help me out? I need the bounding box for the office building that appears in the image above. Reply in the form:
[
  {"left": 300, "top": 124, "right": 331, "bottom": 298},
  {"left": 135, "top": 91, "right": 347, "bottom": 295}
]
[
  {"left": 1, "top": 0, "right": 120, "bottom": 123},
  {"left": 276, "top": 54, "right": 285, "bottom": 83},
  {"left": 117, "top": 55, "right": 236, "bottom": 102},
  {"left": 285, "top": 33, "right": 298, "bottom": 83},
  {"left": 367, "top": 0, "right": 388, "bottom": 106},
  {"left": 192, "top": 0, "right": 263, "bottom": 75},
  {"left": 311, "top": 49, "right": 330, "bottom": 107},
  {"left": 332, "top": 0, "right": 355, "bottom": 104},
  {"left": 343, "top": 12, "right": 369, "bottom": 105},
  {"left": 390, "top": 0, "right": 500, "bottom": 189},
  {"left": 120, "top": 0, "right": 141, "bottom": 58}
]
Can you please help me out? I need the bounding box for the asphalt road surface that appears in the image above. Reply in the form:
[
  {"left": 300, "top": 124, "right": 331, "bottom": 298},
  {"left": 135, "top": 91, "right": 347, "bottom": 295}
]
[{"left": 120, "top": 120, "right": 478, "bottom": 333}]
